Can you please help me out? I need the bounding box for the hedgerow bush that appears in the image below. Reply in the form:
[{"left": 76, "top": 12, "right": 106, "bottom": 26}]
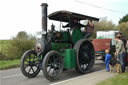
[
  {"left": 0, "top": 31, "right": 36, "bottom": 60},
  {"left": 6, "top": 39, "right": 35, "bottom": 60},
  {"left": 0, "top": 52, "right": 7, "bottom": 60}
]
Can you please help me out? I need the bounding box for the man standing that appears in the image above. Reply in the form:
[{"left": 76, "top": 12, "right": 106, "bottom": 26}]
[
  {"left": 116, "top": 32, "right": 127, "bottom": 48},
  {"left": 115, "top": 35, "right": 126, "bottom": 72}
]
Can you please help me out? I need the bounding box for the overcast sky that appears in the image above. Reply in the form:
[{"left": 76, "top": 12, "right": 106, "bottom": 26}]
[{"left": 0, "top": 0, "right": 127, "bottom": 40}]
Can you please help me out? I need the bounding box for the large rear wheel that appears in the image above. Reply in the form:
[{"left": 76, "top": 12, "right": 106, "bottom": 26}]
[
  {"left": 20, "top": 50, "right": 40, "bottom": 78},
  {"left": 43, "top": 51, "right": 63, "bottom": 81},
  {"left": 74, "top": 39, "right": 95, "bottom": 74}
]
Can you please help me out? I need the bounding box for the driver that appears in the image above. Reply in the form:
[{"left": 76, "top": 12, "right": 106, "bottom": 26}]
[{"left": 63, "top": 19, "right": 85, "bottom": 28}]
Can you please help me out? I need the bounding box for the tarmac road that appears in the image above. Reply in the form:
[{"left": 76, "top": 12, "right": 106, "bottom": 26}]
[{"left": 0, "top": 60, "right": 106, "bottom": 85}]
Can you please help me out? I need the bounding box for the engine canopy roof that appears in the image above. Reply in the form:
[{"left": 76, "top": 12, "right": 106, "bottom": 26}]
[{"left": 48, "top": 10, "right": 99, "bottom": 22}]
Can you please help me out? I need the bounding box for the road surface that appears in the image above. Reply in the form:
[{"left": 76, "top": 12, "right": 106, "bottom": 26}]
[{"left": 0, "top": 60, "right": 106, "bottom": 85}]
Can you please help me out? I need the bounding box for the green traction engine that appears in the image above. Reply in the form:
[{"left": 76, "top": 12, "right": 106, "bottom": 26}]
[{"left": 20, "top": 3, "right": 99, "bottom": 81}]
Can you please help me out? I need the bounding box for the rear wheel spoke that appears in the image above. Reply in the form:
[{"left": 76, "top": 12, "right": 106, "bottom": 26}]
[
  {"left": 47, "top": 67, "right": 52, "bottom": 74},
  {"left": 55, "top": 70, "right": 58, "bottom": 75},
  {"left": 52, "top": 69, "right": 55, "bottom": 76}
]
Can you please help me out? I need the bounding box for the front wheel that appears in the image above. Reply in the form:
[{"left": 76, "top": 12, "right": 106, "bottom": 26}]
[
  {"left": 43, "top": 51, "right": 63, "bottom": 81},
  {"left": 20, "top": 50, "right": 40, "bottom": 78}
]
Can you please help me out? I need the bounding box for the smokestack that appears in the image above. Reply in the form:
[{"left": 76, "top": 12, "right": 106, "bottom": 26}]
[{"left": 41, "top": 3, "right": 48, "bottom": 39}]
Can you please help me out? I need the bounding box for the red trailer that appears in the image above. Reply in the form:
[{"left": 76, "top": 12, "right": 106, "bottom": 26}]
[{"left": 92, "top": 38, "right": 114, "bottom": 61}]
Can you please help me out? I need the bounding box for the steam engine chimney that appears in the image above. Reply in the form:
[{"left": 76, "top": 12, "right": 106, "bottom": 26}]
[{"left": 41, "top": 3, "right": 48, "bottom": 39}]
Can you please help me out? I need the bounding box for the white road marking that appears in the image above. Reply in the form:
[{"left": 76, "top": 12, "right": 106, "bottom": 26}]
[
  {"left": 2, "top": 74, "right": 22, "bottom": 79},
  {"left": 50, "top": 69, "right": 106, "bottom": 85}
]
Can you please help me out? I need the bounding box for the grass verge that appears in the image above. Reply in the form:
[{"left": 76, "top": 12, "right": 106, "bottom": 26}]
[
  {"left": 0, "top": 59, "right": 20, "bottom": 70},
  {"left": 97, "top": 72, "right": 128, "bottom": 85}
]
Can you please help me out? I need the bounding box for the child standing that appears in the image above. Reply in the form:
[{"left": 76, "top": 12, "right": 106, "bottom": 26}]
[{"left": 105, "top": 49, "right": 112, "bottom": 71}]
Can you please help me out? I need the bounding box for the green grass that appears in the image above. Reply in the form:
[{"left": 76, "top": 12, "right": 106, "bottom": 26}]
[
  {"left": 0, "top": 59, "right": 20, "bottom": 70},
  {"left": 97, "top": 73, "right": 128, "bottom": 85}
]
